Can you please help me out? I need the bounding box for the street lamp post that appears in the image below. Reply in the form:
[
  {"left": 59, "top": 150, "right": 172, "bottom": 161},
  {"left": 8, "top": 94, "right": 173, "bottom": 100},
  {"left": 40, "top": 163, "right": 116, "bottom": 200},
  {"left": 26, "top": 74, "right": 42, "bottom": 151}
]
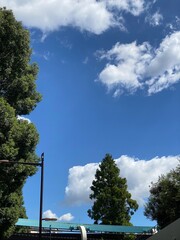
[
  {"left": 0, "top": 153, "right": 44, "bottom": 240},
  {"left": 39, "top": 153, "right": 44, "bottom": 240}
]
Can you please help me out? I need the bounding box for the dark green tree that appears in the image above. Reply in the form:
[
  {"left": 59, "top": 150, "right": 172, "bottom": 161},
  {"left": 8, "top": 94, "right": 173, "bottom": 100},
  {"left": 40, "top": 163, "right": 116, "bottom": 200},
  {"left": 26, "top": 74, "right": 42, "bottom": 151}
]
[
  {"left": 88, "top": 154, "right": 138, "bottom": 225},
  {"left": 144, "top": 163, "right": 180, "bottom": 229},
  {"left": 0, "top": 98, "right": 39, "bottom": 239},
  {"left": 0, "top": 8, "right": 41, "bottom": 239},
  {"left": 0, "top": 7, "right": 41, "bottom": 115}
]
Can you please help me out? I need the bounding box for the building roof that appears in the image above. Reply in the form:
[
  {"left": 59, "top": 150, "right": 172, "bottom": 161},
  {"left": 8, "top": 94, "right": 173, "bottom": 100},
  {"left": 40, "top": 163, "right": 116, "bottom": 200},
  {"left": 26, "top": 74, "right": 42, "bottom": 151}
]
[{"left": 16, "top": 218, "right": 153, "bottom": 234}]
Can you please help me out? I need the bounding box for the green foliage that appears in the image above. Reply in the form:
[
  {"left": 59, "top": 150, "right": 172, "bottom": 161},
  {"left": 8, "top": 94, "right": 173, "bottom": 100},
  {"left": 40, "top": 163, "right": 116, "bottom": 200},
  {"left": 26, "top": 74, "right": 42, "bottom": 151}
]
[
  {"left": 144, "top": 163, "right": 180, "bottom": 229},
  {"left": 0, "top": 98, "right": 40, "bottom": 238},
  {"left": 0, "top": 7, "right": 41, "bottom": 115},
  {"left": 0, "top": 187, "right": 26, "bottom": 239},
  {"left": 88, "top": 154, "right": 138, "bottom": 225},
  {"left": 123, "top": 234, "right": 136, "bottom": 240},
  {"left": 0, "top": 7, "right": 41, "bottom": 238},
  {"left": 0, "top": 98, "right": 39, "bottom": 175}
]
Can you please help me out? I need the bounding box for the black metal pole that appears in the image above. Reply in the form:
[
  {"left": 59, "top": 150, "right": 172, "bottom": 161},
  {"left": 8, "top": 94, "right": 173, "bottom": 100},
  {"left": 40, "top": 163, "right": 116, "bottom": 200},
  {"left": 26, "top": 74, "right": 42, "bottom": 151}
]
[
  {"left": 39, "top": 153, "right": 44, "bottom": 240},
  {"left": 50, "top": 225, "right": 52, "bottom": 240}
]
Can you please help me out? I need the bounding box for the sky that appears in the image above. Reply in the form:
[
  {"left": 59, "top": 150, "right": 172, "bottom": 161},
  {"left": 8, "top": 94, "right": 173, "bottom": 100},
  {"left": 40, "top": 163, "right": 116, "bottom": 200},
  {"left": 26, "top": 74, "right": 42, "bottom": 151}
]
[{"left": 1, "top": 0, "right": 180, "bottom": 227}]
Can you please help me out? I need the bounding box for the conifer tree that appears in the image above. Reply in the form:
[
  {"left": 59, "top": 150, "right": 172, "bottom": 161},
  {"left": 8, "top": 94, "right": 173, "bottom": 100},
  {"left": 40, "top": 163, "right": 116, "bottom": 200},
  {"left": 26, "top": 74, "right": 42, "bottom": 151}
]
[{"left": 88, "top": 154, "right": 138, "bottom": 225}]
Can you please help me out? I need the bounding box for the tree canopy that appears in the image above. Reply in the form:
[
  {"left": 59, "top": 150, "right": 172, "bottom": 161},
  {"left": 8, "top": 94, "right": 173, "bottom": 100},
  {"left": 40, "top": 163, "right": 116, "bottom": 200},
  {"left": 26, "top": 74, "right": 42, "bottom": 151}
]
[
  {"left": 144, "top": 163, "right": 180, "bottom": 229},
  {"left": 88, "top": 154, "right": 138, "bottom": 225},
  {"left": 0, "top": 8, "right": 41, "bottom": 239},
  {"left": 0, "top": 7, "right": 41, "bottom": 115}
]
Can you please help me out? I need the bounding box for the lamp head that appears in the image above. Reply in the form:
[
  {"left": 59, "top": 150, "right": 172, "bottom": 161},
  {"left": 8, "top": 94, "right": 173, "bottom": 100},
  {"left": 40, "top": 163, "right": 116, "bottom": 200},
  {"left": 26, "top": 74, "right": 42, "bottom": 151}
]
[{"left": 0, "top": 160, "right": 10, "bottom": 163}]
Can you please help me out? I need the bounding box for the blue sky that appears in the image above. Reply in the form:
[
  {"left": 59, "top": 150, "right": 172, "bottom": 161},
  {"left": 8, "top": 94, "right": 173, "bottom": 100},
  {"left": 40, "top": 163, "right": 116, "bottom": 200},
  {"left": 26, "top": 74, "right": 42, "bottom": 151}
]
[{"left": 1, "top": 0, "right": 180, "bottom": 226}]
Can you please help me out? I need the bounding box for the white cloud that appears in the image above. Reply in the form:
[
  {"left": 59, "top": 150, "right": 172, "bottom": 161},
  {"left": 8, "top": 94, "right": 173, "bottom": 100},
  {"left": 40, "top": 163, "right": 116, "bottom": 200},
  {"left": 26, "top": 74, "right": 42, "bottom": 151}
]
[
  {"left": 146, "top": 11, "right": 163, "bottom": 26},
  {"left": 17, "top": 115, "right": 31, "bottom": 123},
  {"left": 147, "top": 31, "right": 180, "bottom": 94},
  {"left": 1, "top": 0, "right": 112, "bottom": 34},
  {"left": 1, "top": 0, "right": 146, "bottom": 34},
  {"left": 98, "top": 31, "right": 180, "bottom": 96},
  {"left": 65, "top": 163, "right": 98, "bottom": 205},
  {"left": 43, "top": 210, "right": 58, "bottom": 219},
  {"left": 43, "top": 210, "right": 74, "bottom": 222},
  {"left": 166, "top": 16, "right": 180, "bottom": 32},
  {"left": 105, "top": 0, "right": 145, "bottom": 16},
  {"left": 65, "top": 155, "right": 179, "bottom": 207},
  {"left": 59, "top": 213, "right": 74, "bottom": 222},
  {"left": 115, "top": 155, "right": 179, "bottom": 206},
  {"left": 98, "top": 41, "right": 151, "bottom": 95}
]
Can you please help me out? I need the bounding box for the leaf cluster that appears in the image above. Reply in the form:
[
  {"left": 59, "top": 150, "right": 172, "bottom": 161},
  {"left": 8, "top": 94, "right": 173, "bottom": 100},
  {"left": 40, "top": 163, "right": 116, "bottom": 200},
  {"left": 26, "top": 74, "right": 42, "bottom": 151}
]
[{"left": 0, "top": 187, "right": 26, "bottom": 239}]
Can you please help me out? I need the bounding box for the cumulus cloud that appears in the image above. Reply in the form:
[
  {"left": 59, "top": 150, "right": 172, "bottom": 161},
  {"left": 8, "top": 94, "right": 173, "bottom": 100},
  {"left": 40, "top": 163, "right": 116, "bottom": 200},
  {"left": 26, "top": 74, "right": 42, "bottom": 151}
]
[
  {"left": 1, "top": 0, "right": 145, "bottom": 34},
  {"left": 98, "top": 41, "right": 151, "bottom": 95},
  {"left": 115, "top": 156, "right": 179, "bottom": 205},
  {"left": 1, "top": 0, "right": 112, "bottom": 34},
  {"left": 43, "top": 210, "right": 58, "bottom": 219},
  {"left": 98, "top": 31, "right": 180, "bottom": 96},
  {"left": 65, "top": 163, "right": 98, "bottom": 206},
  {"left": 43, "top": 210, "right": 74, "bottom": 222},
  {"left": 65, "top": 155, "right": 179, "bottom": 206},
  {"left": 59, "top": 213, "right": 74, "bottom": 222}
]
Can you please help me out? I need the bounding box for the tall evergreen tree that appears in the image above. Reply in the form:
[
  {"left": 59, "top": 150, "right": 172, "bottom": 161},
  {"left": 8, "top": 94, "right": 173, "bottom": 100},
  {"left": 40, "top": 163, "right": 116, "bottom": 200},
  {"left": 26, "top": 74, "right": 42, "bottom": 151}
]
[
  {"left": 88, "top": 154, "right": 138, "bottom": 225},
  {"left": 0, "top": 8, "right": 41, "bottom": 239},
  {"left": 144, "top": 163, "right": 180, "bottom": 229}
]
